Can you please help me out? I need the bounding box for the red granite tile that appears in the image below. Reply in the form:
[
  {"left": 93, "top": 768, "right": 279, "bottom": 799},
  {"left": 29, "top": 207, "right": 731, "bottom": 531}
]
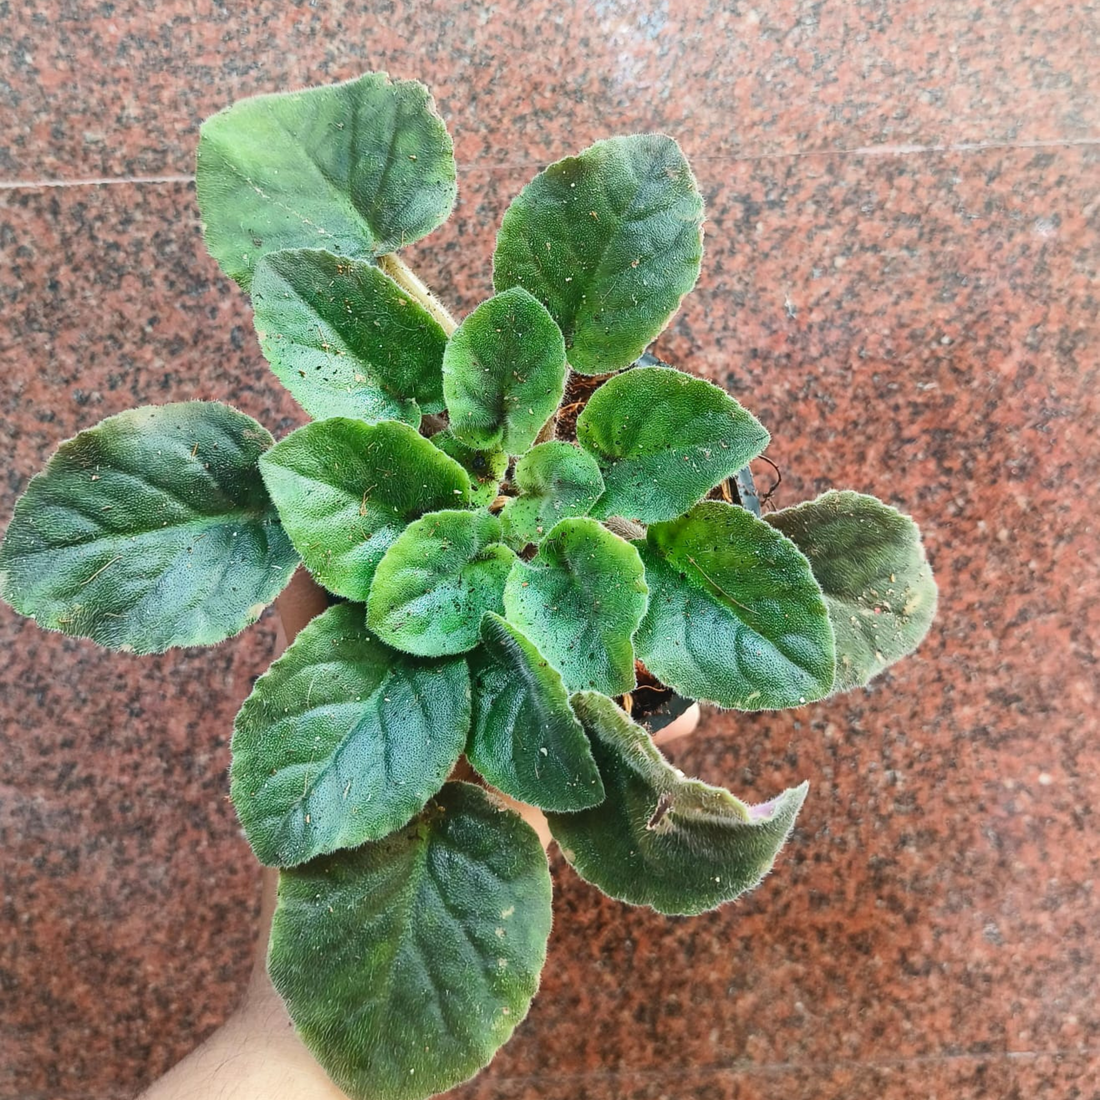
[
  {"left": 456, "top": 1052, "right": 1100, "bottom": 1099},
  {"left": 2, "top": 0, "right": 1095, "bottom": 180},
  {"left": 0, "top": 624, "right": 268, "bottom": 1099},
  {"left": 2, "top": 146, "right": 1098, "bottom": 1100}
]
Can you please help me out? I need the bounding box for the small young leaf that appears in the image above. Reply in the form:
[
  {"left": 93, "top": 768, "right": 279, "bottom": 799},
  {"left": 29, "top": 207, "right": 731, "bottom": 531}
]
[
  {"left": 368, "top": 510, "right": 516, "bottom": 656},
  {"left": 503, "top": 517, "right": 647, "bottom": 695},
  {"left": 197, "top": 73, "right": 457, "bottom": 288},
  {"left": 547, "top": 692, "right": 808, "bottom": 916},
  {"left": 468, "top": 613, "right": 604, "bottom": 812},
  {"left": 269, "top": 782, "right": 552, "bottom": 1100},
  {"left": 0, "top": 402, "right": 297, "bottom": 653},
  {"left": 252, "top": 249, "right": 448, "bottom": 424},
  {"left": 260, "top": 418, "right": 470, "bottom": 601},
  {"left": 634, "top": 501, "right": 835, "bottom": 709},
  {"left": 442, "top": 287, "right": 567, "bottom": 454},
  {"left": 577, "top": 366, "right": 769, "bottom": 522},
  {"left": 766, "top": 490, "right": 937, "bottom": 692},
  {"left": 230, "top": 603, "right": 469, "bottom": 867},
  {"left": 500, "top": 441, "right": 604, "bottom": 549},
  {"left": 492, "top": 134, "right": 704, "bottom": 374},
  {"left": 430, "top": 431, "right": 508, "bottom": 507}
]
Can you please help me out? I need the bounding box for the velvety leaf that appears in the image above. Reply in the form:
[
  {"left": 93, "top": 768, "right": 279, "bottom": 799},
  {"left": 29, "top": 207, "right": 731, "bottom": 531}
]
[
  {"left": 269, "top": 782, "right": 552, "bottom": 1100},
  {"left": 634, "top": 501, "right": 835, "bottom": 709},
  {"left": 442, "top": 287, "right": 567, "bottom": 454},
  {"left": 766, "top": 490, "right": 937, "bottom": 692},
  {"left": 468, "top": 612, "right": 604, "bottom": 812},
  {"left": 430, "top": 431, "right": 508, "bottom": 507},
  {"left": 492, "top": 134, "right": 703, "bottom": 374},
  {"left": 0, "top": 402, "right": 297, "bottom": 653},
  {"left": 197, "top": 73, "right": 457, "bottom": 288},
  {"left": 368, "top": 510, "right": 516, "bottom": 656},
  {"left": 260, "top": 418, "right": 470, "bottom": 601},
  {"left": 577, "top": 366, "right": 769, "bottom": 523},
  {"left": 503, "top": 517, "right": 647, "bottom": 695},
  {"left": 547, "top": 692, "right": 808, "bottom": 915},
  {"left": 230, "top": 603, "right": 469, "bottom": 867},
  {"left": 252, "top": 249, "right": 448, "bottom": 423},
  {"left": 500, "top": 441, "right": 604, "bottom": 549}
]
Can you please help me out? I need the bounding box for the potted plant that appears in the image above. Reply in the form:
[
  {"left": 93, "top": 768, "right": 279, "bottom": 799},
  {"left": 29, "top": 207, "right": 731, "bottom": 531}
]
[{"left": 0, "top": 72, "right": 937, "bottom": 1100}]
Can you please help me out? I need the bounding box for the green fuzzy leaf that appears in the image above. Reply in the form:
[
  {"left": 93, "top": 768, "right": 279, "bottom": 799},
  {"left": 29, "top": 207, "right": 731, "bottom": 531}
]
[
  {"left": 230, "top": 603, "right": 469, "bottom": 867},
  {"left": 260, "top": 418, "right": 470, "bottom": 601},
  {"left": 468, "top": 613, "right": 604, "bottom": 812},
  {"left": 442, "top": 287, "right": 567, "bottom": 454},
  {"left": 766, "top": 490, "right": 937, "bottom": 692},
  {"left": 634, "top": 501, "right": 835, "bottom": 709},
  {"left": 252, "top": 249, "right": 448, "bottom": 424},
  {"left": 368, "top": 510, "right": 516, "bottom": 656},
  {"left": 269, "top": 782, "right": 552, "bottom": 1100},
  {"left": 492, "top": 134, "right": 703, "bottom": 375},
  {"left": 429, "top": 431, "right": 508, "bottom": 507},
  {"left": 500, "top": 441, "right": 604, "bottom": 549},
  {"left": 547, "top": 692, "right": 808, "bottom": 915},
  {"left": 0, "top": 402, "right": 297, "bottom": 653},
  {"left": 197, "top": 73, "right": 456, "bottom": 289},
  {"left": 503, "top": 517, "right": 647, "bottom": 695},
  {"left": 577, "top": 366, "right": 769, "bottom": 523}
]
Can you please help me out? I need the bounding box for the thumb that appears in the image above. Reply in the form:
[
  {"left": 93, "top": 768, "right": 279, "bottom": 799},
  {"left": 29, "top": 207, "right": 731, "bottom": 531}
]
[{"left": 273, "top": 567, "right": 330, "bottom": 654}]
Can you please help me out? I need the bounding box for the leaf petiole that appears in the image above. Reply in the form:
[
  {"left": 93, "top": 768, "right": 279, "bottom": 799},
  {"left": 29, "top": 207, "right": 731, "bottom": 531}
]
[{"left": 377, "top": 252, "right": 459, "bottom": 336}]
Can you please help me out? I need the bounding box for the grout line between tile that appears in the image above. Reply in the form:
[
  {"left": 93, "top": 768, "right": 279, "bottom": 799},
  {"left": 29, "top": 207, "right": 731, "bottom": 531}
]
[
  {"left": 11, "top": 1048, "right": 1099, "bottom": 1100},
  {"left": 485, "top": 1045, "right": 1100, "bottom": 1087},
  {"left": 0, "top": 137, "right": 1097, "bottom": 191},
  {"left": 10, "top": 1049, "right": 1097, "bottom": 1100},
  {"left": 0, "top": 172, "right": 196, "bottom": 191},
  {"left": 722, "top": 135, "right": 1100, "bottom": 161}
]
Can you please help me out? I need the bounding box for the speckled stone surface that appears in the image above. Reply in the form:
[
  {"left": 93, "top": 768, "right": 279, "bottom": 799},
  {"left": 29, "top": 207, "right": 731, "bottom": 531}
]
[{"left": 1, "top": 3, "right": 1098, "bottom": 1098}]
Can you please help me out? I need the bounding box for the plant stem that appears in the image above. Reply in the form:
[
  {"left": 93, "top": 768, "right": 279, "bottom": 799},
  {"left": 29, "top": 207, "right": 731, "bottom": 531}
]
[
  {"left": 378, "top": 253, "right": 459, "bottom": 336},
  {"left": 603, "top": 516, "right": 646, "bottom": 541}
]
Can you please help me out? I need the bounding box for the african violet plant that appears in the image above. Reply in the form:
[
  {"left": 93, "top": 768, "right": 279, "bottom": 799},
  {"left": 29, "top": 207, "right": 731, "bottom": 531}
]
[{"left": 0, "top": 74, "right": 937, "bottom": 1099}]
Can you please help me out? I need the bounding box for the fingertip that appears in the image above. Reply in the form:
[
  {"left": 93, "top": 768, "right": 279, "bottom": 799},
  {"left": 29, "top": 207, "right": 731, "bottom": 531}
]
[
  {"left": 274, "top": 568, "right": 329, "bottom": 650},
  {"left": 652, "top": 703, "right": 702, "bottom": 746}
]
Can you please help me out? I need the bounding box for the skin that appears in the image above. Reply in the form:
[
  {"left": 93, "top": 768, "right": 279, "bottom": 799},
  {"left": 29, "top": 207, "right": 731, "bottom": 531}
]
[{"left": 140, "top": 568, "right": 700, "bottom": 1100}]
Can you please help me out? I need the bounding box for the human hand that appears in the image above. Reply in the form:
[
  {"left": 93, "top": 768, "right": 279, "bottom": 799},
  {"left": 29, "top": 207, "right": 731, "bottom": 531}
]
[{"left": 141, "top": 567, "right": 700, "bottom": 1099}]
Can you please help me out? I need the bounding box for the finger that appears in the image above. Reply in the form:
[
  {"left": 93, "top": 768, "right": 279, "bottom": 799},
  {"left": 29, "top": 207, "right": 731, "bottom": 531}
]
[
  {"left": 274, "top": 567, "right": 329, "bottom": 654},
  {"left": 489, "top": 788, "right": 553, "bottom": 850},
  {"left": 248, "top": 867, "right": 281, "bottom": 989},
  {"left": 652, "top": 702, "right": 701, "bottom": 746}
]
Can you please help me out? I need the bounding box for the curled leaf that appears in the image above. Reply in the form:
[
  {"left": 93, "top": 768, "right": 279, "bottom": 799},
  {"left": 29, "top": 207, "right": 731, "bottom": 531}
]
[
  {"left": 430, "top": 431, "right": 509, "bottom": 508},
  {"left": 500, "top": 441, "right": 604, "bottom": 549},
  {"left": 767, "top": 490, "right": 937, "bottom": 691},
  {"left": 547, "top": 693, "right": 808, "bottom": 915}
]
